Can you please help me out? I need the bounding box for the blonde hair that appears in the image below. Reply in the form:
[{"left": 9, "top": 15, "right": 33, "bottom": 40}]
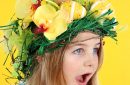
[
  {"left": 27, "top": 39, "right": 103, "bottom": 85},
  {"left": 27, "top": 45, "right": 66, "bottom": 85}
]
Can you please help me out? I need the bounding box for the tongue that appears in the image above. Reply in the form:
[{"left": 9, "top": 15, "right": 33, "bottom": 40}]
[{"left": 76, "top": 76, "right": 84, "bottom": 83}]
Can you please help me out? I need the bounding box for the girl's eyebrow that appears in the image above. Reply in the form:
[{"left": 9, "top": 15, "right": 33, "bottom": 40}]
[{"left": 68, "top": 42, "right": 101, "bottom": 49}]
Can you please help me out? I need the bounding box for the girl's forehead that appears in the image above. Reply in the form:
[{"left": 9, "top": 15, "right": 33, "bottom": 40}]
[{"left": 71, "top": 31, "right": 100, "bottom": 43}]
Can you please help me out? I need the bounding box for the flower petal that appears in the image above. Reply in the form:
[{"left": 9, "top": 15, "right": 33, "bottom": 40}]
[
  {"left": 32, "top": 4, "right": 57, "bottom": 27},
  {"left": 15, "top": 0, "right": 33, "bottom": 19},
  {"left": 44, "top": 14, "right": 68, "bottom": 40}
]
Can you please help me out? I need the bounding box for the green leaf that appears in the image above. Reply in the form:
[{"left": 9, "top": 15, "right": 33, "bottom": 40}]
[
  {"left": 12, "top": 71, "right": 19, "bottom": 78},
  {"left": 38, "top": 46, "right": 44, "bottom": 55},
  {"left": 13, "top": 63, "right": 20, "bottom": 69}
]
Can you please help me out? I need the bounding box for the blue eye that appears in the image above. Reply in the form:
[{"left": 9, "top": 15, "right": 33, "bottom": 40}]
[
  {"left": 72, "top": 48, "right": 84, "bottom": 55},
  {"left": 93, "top": 48, "right": 99, "bottom": 54}
]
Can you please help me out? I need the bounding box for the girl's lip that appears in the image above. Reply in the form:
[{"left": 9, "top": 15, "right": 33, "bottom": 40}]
[{"left": 75, "top": 73, "right": 91, "bottom": 85}]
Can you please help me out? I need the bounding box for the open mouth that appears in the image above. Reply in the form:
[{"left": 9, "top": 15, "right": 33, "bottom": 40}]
[{"left": 75, "top": 73, "right": 91, "bottom": 85}]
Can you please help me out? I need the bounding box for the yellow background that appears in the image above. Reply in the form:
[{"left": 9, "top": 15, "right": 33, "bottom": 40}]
[{"left": 0, "top": 0, "right": 130, "bottom": 85}]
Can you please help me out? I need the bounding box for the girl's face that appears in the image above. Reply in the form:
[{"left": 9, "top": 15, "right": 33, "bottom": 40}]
[{"left": 63, "top": 32, "right": 100, "bottom": 85}]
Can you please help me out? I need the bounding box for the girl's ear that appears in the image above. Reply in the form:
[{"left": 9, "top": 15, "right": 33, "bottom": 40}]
[{"left": 36, "top": 56, "right": 43, "bottom": 63}]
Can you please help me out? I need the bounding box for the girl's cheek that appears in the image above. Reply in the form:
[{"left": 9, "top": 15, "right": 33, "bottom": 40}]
[
  {"left": 63, "top": 55, "right": 80, "bottom": 73},
  {"left": 63, "top": 51, "right": 82, "bottom": 76},
  {"left": 63, "top": 56, "right": 78, "bottom": 84}
]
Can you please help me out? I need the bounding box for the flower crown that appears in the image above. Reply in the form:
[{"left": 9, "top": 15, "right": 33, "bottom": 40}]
[{"left": 0, "top": 0, "right": 118, "bottom": 84}]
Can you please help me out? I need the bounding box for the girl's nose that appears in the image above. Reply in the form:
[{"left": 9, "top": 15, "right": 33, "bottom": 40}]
[{"left": 83, "top": 52, "right": 95, "bottom": 68}]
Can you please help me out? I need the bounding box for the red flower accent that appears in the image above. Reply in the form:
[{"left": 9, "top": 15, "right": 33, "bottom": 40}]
[
  {"left": 33, "top": 24, "right": 48, "bottom": 34},
  {"left": 31, "top": 0, "right": 41, "bottom": 11}
]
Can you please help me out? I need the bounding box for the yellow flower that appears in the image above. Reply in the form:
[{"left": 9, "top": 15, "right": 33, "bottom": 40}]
[
  {"left": 90, "top": 0, "right": 111, "bottom": 17},
  {"left": 15, "top": 0, "right": 33, "bottom": 19},
  {"left": 15, "top": 0, "right": 41, "bottom": 19},
  {"left": 33, "top": 3, "right": 63, "bottom": 40},
  {"left": 60, "top": 1, "right": 87, "bottom": 23},
  {"left": 89, "top": 0, "right": 115, "bottom": 25},
  {"left": 32, "top": 1, "right": 87, "bottom": 40},
  {"left": 44, "top": 13, "right": 68, "bottom": 40},
  {"left": 32, "top": 4, "right": 57, "bottom": 28}
]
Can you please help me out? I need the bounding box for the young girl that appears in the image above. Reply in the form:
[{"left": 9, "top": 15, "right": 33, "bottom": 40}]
[
  {"left": 0, "top": 0, "right": 118, "bottom": 85},
  {"left": 27, "top": 31, "right": 103, "bottom": 85}
]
